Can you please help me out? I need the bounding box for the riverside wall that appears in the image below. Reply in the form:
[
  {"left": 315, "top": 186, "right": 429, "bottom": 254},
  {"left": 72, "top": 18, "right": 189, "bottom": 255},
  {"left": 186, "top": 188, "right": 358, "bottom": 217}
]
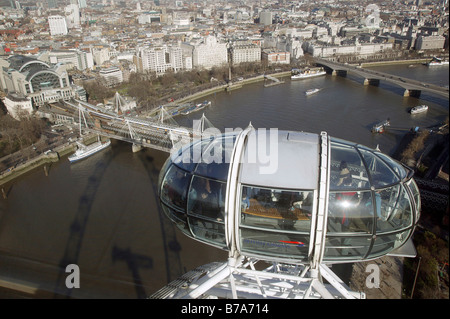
[{"left": 0, "top": 134, "right": 101, "bottom": 188}]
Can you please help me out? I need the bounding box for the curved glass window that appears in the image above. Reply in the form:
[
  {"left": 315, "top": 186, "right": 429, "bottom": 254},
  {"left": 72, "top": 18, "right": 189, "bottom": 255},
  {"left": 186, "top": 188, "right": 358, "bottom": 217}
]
[
  {"left": 187, "top": 176, "right": 226, "bottom": 247},
  {"left": 327, "top": 190, "right": 374, "bottom": 234},
  {"left": 325, "top": 139, "right": 417, "bottom": 262},
  {"left": 368, "top": 229, "right": 411, "bottom": 259},
  {"left": 194, "top": 135, "right": 235, "bottom": 181},
  {"left": 330, "top": 142, "right": 369, "bottom": 191},
  {"left": 160, "top": 164, "right": 191, "bottom": 211},
  {"left": 161, "top": 205, "right": 190, "bottom": 237},
  {"left": 358, "top": 148, "right": 399, "bottom": 187},
  {"left": 407, "top": 179, "right": 421, "bottom": 222},
  {"left": 241, "top": 228, "right": 310, "bottom": 260},
  {"left": 375, "top": 152, "right": 407, "bottom": 180},
  {"left": 323, "top": 235, "right": 371, "bottom": 260},
  {"left": 240, "top": 186, "right": 313, "bottom": 232},
  {"left": 239, "top": 186, "right": 313, "bottom": 260},
  {"left": 171, "top": 139, "right": 205, "bottom": 172},
  {"left": 30, "top": 72, "right": 61, "bottom": 91},
  {"left": 376, "top": 184, "right": 413, "bottom": 232},
  {"left": 188, "top": 176, "right": 225, "bottom": 220}
]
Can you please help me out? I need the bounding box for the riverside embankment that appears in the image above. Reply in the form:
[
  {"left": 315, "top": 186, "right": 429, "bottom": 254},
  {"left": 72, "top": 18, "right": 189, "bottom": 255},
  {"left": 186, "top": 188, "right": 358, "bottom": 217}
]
[{"left": 0, "top": 134, "right": 100, "bottom": 188}]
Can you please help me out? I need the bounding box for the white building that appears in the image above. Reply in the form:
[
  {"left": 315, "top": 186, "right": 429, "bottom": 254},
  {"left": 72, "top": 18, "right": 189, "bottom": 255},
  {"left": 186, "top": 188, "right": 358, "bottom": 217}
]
[
  {"left": 0, "top": 55, "right": 78, "bottom": 113},
  {"left": 308, "top": 42, "right": 393, "bottom": 58},
  {"left": 230, "top": 44, "right": 261, "bottom": 65},
  {"left": 47, "top": 50, "right": 93, "bottom": 71},
  {"left": 78, "top": 0, "right": 87, "bottom": 8},
  {"left": 138, "top": 11, "right": 161, "bottom": 24},
  {"left": 99, "top": 66, "right": 123, "bottom": 87},
  {"left": 65, "top": 3, "right": 80, "bottom": 28},
  {"left": 173, "top": 18, "right": 191, "bottom": 28},
  {"left": 415, "top": 35, "right": 445, "bottom": 50},
  {"left": 48, "top": 16, "right": 68, "bottom": 36},
  {"left": 92, "top": 47, "right": 110, "bottom": 66},
  {"left": 191, "top": 36, "right": 228, "bottom": 69},
  {"left": 260, "top": 11, "right": 272, "bottom": 26},
  {"left": 137, "top": 45, "right": 184, "bottom": 74},
  {"left": 3, "top": 93, "right": 33, "bottom": 120}
]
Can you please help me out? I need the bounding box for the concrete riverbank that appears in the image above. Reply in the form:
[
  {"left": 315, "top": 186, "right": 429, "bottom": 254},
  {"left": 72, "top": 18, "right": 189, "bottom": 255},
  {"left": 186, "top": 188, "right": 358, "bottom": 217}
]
[
  {"left": 0, "top": 143, "right": 75, "bottom": 188},
  {"left": 0, "top": 134, "right": 102, "bottom": 188},
  {"left": 173, "top": 71, "right": 291, "bottom": 105}
]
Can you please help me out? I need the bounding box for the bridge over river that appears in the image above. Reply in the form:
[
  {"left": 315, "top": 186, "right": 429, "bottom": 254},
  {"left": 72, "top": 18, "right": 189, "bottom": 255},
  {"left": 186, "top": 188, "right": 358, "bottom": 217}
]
[
  {"left": 65, "top": 99, "right": 214, "bottom": 153},
  {"left": 313, "top": 58, "right": 449, "bottom": 99}
]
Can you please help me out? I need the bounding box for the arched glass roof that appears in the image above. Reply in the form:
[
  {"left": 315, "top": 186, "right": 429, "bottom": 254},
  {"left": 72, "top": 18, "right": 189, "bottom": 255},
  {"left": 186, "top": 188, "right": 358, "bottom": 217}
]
[
  {"left": 27, "top": 69, "right": 62, "bottom": 91},
  {"left": 158, "top": 129, "right": 420, "bottom": 265}
]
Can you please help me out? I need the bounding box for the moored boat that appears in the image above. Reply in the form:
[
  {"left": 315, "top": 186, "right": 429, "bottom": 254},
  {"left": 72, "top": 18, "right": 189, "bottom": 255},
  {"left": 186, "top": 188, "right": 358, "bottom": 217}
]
[
  {"left": 68, "top": 137, "right": 111, "bottom": 163},
  {"left": 291, "top": 67, "right": 326, "bottom": 80},
  {"left": 410, "top": 105, "right": 428, "bottom": 114},
  {"left": 181, "top": 100, "right": 211, "bottom": 115},
  {"left": 426, "top": 57, "right": 449, "bottom": 67}
]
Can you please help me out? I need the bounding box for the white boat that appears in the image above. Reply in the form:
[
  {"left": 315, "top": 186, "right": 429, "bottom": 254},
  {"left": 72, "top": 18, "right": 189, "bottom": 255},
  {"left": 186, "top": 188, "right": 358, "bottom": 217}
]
[
  {"left": 291, "top": 67, "right": 326, "bottom": 80},
  {"left": 181, "top": 100, "right": 211, "bottom": 115},
  {"left": 410, "top": 105, "right": 428, "bottom": 115},
  {"left": 426, "top": 57, "right": 449, "bottom": 67},
  {"left": 68, "top": 137, "right": 111, "bottom": 163},
  {"left": 371, "top": 119, "right": 390, "bottom": 133},
  {"left": 305, "top": 88, "right": 321, "bottom": 96},
  {"left": 69, "top": 106, "right": 111, "bottom": 163},
  {"left": 69, "top": 138, "right": 111, "bottom": 163}
]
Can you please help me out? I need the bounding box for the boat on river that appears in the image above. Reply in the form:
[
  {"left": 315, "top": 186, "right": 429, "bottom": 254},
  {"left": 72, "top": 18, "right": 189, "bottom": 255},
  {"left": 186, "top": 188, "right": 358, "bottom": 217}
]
[
  {"left": 371, "top": 119, "right": 390, "bottom": 133},
  {"left": 305, "top": 88, "right": 321, "bottom": 96},
  {"left": 426, "top": 57, "right": 449, "bottom": 67},
  {"left": 410, "top": 105, "right": 428, "bottom": 115},
  {"left": 69, "top": 107, "right": 111, "bottom": 163},
  {"left": 68, "top": 136, "right": 111, "bottom": 163},
  {"left": 291, "top": 67, "right": 326, "bottom": 80},
  {"left": 181, "top": 100, "right": 211, "bottom": 115}
]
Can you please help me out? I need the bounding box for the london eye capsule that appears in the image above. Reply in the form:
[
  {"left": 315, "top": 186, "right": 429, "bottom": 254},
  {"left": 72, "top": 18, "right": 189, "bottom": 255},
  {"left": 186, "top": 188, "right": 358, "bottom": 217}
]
[{"left": 158, "top": 127, "right": 420, "bottom": 266}]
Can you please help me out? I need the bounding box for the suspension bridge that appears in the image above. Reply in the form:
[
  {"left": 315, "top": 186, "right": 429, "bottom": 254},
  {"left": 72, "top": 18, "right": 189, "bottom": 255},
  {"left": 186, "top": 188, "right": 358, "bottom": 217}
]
[{"left": 64, "top": 98, "right": 215, "bottom": 153}]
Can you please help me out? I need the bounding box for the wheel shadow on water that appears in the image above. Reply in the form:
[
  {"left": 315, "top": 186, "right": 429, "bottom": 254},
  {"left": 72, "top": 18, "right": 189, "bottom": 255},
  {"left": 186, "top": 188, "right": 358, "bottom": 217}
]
[{"left": 53, "top": 157, "right": 114, "bottom": 298}]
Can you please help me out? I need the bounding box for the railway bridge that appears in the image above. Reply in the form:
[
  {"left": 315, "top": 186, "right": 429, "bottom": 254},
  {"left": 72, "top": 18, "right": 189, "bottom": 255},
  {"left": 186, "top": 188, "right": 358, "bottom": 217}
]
[
  {"left": 64, "top": 99, "right": 214, "bottom": 153},
  {"left": 313, "top": 58, "right": 449, "bottom": 99}
]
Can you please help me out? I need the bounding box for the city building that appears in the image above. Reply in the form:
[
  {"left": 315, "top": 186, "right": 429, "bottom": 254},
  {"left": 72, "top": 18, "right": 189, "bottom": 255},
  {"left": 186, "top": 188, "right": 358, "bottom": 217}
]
[
  {"left": 415, "top": 35, "right": 446, "bottom": 50},
  {"left": 65, "top": 2, "right": 80, "bottom": 28},
  {"left": 99, "top": 66, "right": 123, "bottom": 88},
  {"left": 48, "top": 15, "right": 68, "bottom": 36},
  {"left": 46, "top": 50, "right": 94, "bottom": 71},
  {"left": 2, "top": 93, "right": 33, "bottom": 120},
  {"left": 189, "top": 36, "right": 228, "bottom": 70},
  {"left": 0, "top": 55, "right": 79, "bottom": 115},
  {"left": 48, "top": 0, "right": 58, "bottom": 9},
  {"left": 92, "top": 47, "right": 110, "bottom": 67},
  {"left": 230, "top": 43, "right": 261, "bottom": 65},
  {"left": 136, "top": 45, "right": 183, "bottom": 74},
  {"left": 137, "top": 11, "right": 161, "bottom": 24},
  {"left": 260, "top": 11, "right": 272, "bottom": 26},
  {"left": 307, "top": 43, "right": 394, "bottom": 58},
  {"left": 262, "top": 49, "right": 290, "bottom": 64}
]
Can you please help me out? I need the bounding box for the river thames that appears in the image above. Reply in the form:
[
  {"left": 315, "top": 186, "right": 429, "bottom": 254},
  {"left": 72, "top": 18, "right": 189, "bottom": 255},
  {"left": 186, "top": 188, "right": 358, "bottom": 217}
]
[{"left": 0, "top": 63, "right": 448, "bottom": 298}]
